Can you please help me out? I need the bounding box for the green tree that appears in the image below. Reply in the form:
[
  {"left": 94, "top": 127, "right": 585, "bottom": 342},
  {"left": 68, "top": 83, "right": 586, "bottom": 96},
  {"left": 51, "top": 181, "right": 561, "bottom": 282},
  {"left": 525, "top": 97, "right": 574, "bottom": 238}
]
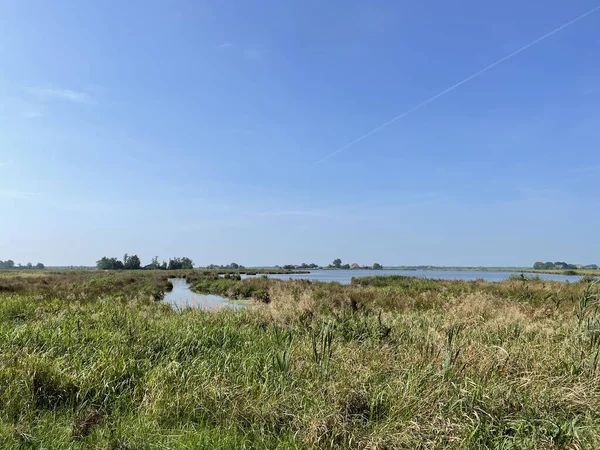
[
  {"left": 332, "top": 259, "right": 342, "bottom": 269},
  {"left": 372, "top": 263, "right": 383, "bottom": 270},
  {"left": 534, "top": 261, "right": 555, "bottom": 270},
  {"left": 96, "top": 257, "right": 124, "bottom": 270},
  {"left": 181, "top": 257, "right": 194, "bottom": 269},
  {"left": 123, "top": 254, "right": 141, "bottom": 270},
  {"left": 35, "top": 263, "right": 45, "bottom": 270},
  {"left": 168, "top": 257, "right": 194, "bottom": 270},
  {"left": 96, "top": 257, "right": 109, "bottom": 270},
  {"left": 0, "top": 260, "right": 15, "bottom": 269}
]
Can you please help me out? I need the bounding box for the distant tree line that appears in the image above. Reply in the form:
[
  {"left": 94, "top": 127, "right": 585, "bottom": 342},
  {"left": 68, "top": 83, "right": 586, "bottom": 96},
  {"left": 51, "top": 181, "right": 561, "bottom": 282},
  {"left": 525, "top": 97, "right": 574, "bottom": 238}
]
[
  {"left": 533, "top": 261, "right": 598, "bottom": 270},
  {"left": 96, "top": 255, "right": 193, "bottom": 270},
  {"left": 165, "top": 257, "right": 194, "bottom": 270},
  {"left": 534, "top": 261, "right": 577, "bottom": 270},
  {"left": 328, "top": 258, "right": 350, "bottom": 269},
  {"left": 326, "top": 259, "right": 383, "bottom": 270},
  {"left": 282, "top": 263, "right": 319, "bottom": 270},
  {"left": 0, "top": 260, "right": 45, "bottom": 270},
  {"left": 205, "top": 263, "right": 245, "bottom": 270}
]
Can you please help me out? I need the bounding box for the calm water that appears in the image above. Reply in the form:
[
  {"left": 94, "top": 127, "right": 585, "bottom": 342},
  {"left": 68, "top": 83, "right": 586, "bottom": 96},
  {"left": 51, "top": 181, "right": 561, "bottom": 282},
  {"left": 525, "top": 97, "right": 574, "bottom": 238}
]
[
  {"left": 164, "top": 278, "right": 243, "bottom": 310},
  {"left": 242, "top": 269, "right": 585, "bottom": 284}
]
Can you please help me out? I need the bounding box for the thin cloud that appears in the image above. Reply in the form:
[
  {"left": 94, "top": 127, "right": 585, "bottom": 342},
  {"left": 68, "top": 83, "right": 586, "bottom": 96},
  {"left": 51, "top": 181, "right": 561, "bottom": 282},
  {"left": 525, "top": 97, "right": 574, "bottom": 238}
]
[
  {"left": 25, "top": 87, "right": 92, "bottom": 103},
  {"left": 315, "top": 4, "right": 600, "bottom": 164},
  {"left": 257, "top": 195, "right": 443, "bottom": 221}
]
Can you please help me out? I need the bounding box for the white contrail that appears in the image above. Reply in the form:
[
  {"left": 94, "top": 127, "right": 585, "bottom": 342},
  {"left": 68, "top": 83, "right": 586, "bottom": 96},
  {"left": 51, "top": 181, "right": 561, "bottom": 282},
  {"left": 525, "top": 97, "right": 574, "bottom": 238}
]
[{"left": 315, "top": 5, "right": 600, "bottom": 165}]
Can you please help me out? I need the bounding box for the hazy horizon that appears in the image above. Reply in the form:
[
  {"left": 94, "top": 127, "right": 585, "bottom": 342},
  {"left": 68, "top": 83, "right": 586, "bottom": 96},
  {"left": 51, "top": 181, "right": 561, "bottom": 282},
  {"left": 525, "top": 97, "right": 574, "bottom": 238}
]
[
  {"left": 2, "top": 1, "right": 599, "bottom": 267},
  {"left": 0, "top": 257, "right": 594, "bottom": 270}
]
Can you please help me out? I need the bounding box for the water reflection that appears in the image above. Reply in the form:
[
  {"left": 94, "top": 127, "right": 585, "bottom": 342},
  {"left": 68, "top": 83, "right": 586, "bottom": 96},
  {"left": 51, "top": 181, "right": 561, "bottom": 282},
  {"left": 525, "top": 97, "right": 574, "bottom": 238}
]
[
  {"left": 241, "top": 269, "right": 586, "bottom": 284},
  {"left": 164, "top": 278, "right": 244, "bottom": 310}
]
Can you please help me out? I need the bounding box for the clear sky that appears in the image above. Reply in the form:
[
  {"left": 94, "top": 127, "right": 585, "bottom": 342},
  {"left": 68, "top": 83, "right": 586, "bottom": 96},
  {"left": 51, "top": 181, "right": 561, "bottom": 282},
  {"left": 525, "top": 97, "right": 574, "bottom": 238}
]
[{"left": 1, "top": 1, "right": 599, "bottom": 267}]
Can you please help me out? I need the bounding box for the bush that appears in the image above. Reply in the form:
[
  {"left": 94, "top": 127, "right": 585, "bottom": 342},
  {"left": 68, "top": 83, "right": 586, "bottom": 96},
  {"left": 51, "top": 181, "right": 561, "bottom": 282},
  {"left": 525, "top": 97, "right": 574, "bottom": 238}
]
[{"left": 507, "top": 273, "right": 541, "bottom": 282}]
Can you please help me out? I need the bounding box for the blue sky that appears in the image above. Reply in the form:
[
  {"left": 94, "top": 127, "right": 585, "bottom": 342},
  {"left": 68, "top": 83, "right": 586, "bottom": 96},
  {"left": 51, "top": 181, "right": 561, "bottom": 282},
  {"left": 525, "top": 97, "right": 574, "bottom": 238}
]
[{"left": 1, "top": 0, "right": 599, "bottom": 267}]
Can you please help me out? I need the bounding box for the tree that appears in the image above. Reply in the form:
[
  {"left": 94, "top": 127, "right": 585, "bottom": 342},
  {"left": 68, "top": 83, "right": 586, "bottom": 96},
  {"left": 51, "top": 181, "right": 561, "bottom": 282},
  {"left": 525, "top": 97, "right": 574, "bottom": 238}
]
[
  {"left": 372, "top": 263, "right": 383, "bottom": 270},
  {"left": 533, "top": 261, "right": 574, "bottom": 270},
  {"left": 168, "top": 257, "right": 194, "bottom": 270},
  {"left": 0, "top": 260, "right": 15, "bottom": 269},
  {"left": 96, "top": 257, "right": 124, "bottom": 270},
  {"left": 123, "top": 254, "right": 141, "bottom": 270},
  {"left": 97, "top": 257, "right": 108, "bottom": 270},
  {"left": 35, "top": 263, "right": 45, "bottom": 270},
  {"left": 181, "top": 257, "right": 194, "bottom": 269},
  {"left": 26, "top": 262, "right": 33, "bottom": 269},
  {"left": 341, "top": 263, "right": 350, "bottom": 270},
  {"left": 332, "top": 258, "right": 342, "bottom": 269}
]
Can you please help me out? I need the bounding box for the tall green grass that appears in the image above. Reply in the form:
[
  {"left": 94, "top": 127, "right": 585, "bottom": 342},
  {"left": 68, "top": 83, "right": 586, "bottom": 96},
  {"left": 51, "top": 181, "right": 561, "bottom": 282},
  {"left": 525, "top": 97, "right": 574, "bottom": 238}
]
[{"left": 1, "top": 272, "right": 600, "bottom": 448}]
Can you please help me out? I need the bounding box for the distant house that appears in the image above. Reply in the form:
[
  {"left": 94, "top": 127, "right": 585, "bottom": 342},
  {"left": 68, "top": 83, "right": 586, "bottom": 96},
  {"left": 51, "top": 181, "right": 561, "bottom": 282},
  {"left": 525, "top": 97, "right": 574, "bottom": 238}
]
[
  {"left": 584, "top": 264, "right": 599, "bottom": 270},
  {"left": 350, "top": 263, "right": 361, "bottom": 269},
  {"left": 577, "top": 264, "right": 584, "bottom": 269}
]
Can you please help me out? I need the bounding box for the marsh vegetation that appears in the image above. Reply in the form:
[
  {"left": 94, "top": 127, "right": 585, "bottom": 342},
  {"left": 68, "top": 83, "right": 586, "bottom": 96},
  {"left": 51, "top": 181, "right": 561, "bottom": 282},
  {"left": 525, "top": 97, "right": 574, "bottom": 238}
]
[{"left": 1, "top": 270, "right": 600, "bottom": 448}]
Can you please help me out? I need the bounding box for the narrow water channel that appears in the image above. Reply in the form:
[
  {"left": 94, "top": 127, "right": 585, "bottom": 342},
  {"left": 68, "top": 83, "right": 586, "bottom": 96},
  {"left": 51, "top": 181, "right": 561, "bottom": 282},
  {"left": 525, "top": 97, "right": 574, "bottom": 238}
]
[{"left": 164, "top": 278, "right": 244, "bottom": 310}]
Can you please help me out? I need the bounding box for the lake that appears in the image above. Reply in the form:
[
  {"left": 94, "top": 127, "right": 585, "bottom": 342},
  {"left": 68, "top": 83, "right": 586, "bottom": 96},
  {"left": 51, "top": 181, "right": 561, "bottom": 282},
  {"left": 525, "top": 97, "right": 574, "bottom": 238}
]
[
  {"left": 242, "top": 269, "right": 585, "bottom": 284},
  {"left": 164, "top": 278, "right": 243, "bottom": 309}
]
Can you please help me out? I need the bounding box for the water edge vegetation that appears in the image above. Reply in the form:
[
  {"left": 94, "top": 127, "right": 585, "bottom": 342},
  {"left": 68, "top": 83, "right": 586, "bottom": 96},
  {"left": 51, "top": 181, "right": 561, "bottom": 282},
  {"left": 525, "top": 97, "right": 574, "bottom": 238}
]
[{"left": 1, "top": 270, "right": 600, "bottom": 448}]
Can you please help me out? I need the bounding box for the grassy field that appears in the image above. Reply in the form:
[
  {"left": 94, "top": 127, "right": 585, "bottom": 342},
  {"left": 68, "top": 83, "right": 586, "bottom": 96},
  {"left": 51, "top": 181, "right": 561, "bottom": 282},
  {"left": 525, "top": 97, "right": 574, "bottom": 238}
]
[
  {"left": 1, "top": 270, "right": 600, "bottom": 448},
  {"left": 522, "top": 269, "right": 600, "bottom": 277}
]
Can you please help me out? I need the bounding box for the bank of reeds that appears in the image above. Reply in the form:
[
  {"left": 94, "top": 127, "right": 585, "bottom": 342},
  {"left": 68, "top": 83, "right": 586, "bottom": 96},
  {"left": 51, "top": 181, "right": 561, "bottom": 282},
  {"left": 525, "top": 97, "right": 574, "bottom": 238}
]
[{"left": 1, "top": 272, "right": 599, "bottom": 448}]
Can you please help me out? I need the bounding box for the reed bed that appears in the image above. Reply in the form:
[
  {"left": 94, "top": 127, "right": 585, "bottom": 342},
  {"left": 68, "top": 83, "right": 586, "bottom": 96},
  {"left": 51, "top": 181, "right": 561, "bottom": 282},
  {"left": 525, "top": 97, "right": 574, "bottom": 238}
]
[{"left": 0, "top": 271, "right": 599, "bottom": 448}]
